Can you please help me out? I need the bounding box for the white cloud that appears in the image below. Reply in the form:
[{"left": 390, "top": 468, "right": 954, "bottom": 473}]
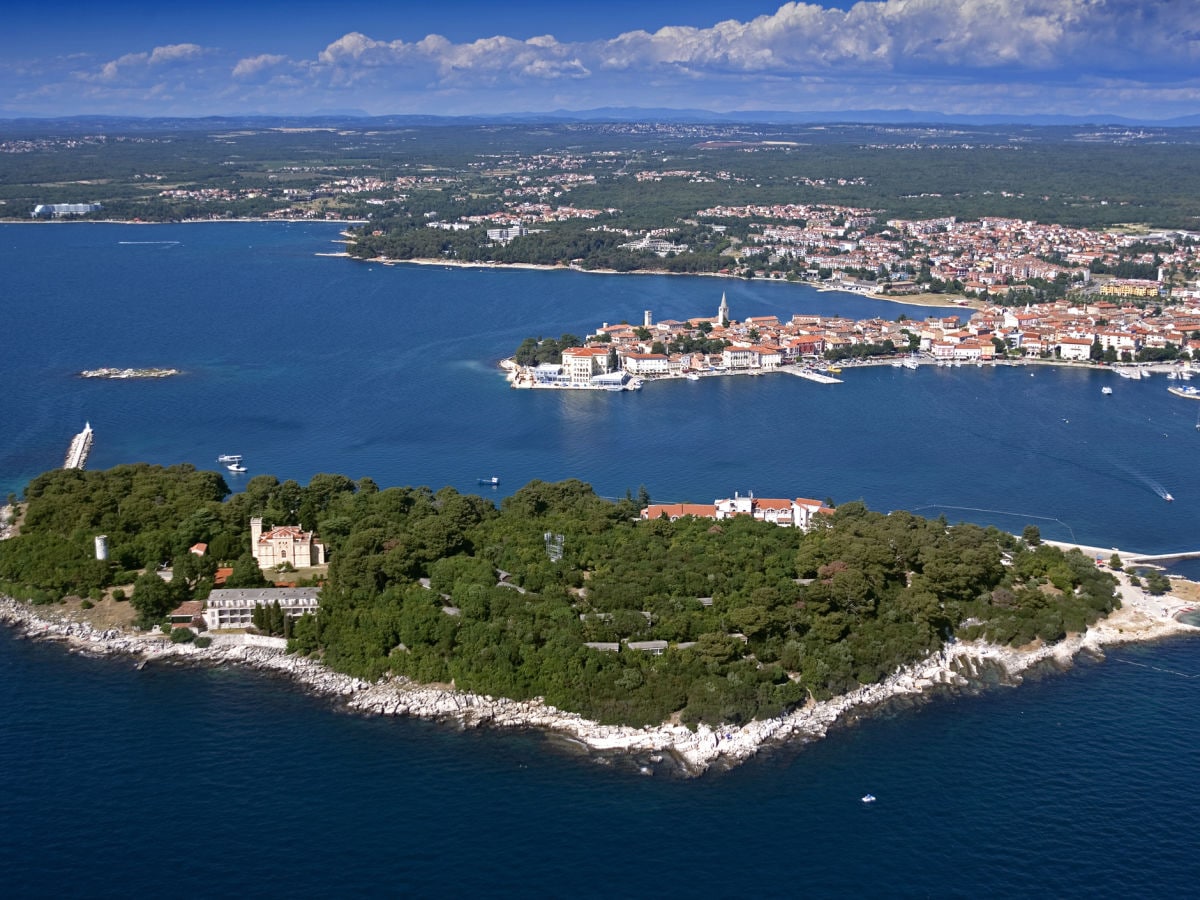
[
  {"left": 85, "top": 43, "right": 209, "bottom": 84},
  {"left": 12, "top": 1, "right": 1200, "bottom": 118},
  {"left": 232, "top": 54, "right": 288, "bottom": 80}
]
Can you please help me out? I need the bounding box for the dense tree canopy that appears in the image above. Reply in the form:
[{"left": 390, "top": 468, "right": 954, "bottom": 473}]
[{"left": 0, "top": 466, "right": 1119, "bottom": 727}]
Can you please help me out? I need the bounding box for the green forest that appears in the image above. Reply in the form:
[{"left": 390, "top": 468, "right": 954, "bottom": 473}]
[{"left": 1, "top": 464, "right": 1120, "bottom": 728}]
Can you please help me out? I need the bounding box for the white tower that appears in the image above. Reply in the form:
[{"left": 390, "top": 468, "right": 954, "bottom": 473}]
[
  {"left": 718, "top": 292, "right": 730, "bottom": 327},
  {"left": 94, "top": 534, "right": 108, "bottom": 561},
  {"left": 644, "top": 310, "right": 653, "bottom": 328}
]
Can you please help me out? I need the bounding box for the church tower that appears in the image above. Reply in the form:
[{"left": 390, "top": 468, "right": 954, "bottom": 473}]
[{"left": 718, "top": 292, "right": 730, "bottom": 327}]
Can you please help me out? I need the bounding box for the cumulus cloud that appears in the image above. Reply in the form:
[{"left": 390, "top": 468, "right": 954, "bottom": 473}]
[
  {"left": 86, "top": 43, "right": 208, "bottom": 83},
  {"left": 298, "top": 0, "right": 1199, "bottom": 97},
  {"left": 232, "top": 54, "right": 288, "bottom": 80},
  {"left": 14, "top": 1, "right": 1200, "bottom": 118}
]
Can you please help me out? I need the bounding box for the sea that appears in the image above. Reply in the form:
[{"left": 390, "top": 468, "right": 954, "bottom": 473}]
[{"left": 2, "top": 222, "right": 1200, "bottom": 896}]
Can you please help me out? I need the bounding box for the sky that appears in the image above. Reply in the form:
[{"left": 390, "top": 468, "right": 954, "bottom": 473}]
[{"left": 3, "top": 0, "right": 1199, "bottom": 120}]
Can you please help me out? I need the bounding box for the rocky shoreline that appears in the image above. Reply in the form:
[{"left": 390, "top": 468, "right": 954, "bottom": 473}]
[{"left": 3, "top": 587, "right": 1196, "bottom": 776}]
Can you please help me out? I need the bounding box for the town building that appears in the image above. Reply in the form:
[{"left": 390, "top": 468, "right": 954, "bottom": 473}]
[
  {"left": 31, "top": 202, "right": 102, "bottom": 218},
  {"left": 642, "top": 493, "right": 833, "bottom": 530}
]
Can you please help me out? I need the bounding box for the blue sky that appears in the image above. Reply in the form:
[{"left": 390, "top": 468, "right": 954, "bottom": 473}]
[{"left": 3, "top": 1, "right": 1198, "bottom": 120}]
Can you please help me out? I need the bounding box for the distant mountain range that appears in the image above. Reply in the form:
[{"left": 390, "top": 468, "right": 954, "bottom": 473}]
[{"left": 4, "top": 108, "right": 1200, "bottom": 129}]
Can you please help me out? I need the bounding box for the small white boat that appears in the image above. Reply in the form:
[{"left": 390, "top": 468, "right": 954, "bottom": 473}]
[
  {"left": 861, "top": 794, "right": 877, "bottom": 804},
  {"left": 1164, "top": 493, "right": 1174, "bottom": 502},
  {"left": 217, "top": 454, "right": 240, "bottom": 462},
  {"left": 227, "top": 463, "right": 247, "bottom": 473},
  {"left": 1102, "top": 386, "right": 1113, "bottom": 395},
  {"left": 686, "top": 372, "right": 701, "bottom": 381},
  {"left": 477, "top": 476, "right": 500, "bottom": 486}
]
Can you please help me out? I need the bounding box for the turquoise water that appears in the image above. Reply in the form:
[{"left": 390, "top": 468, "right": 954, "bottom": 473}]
[{"left": 3, "top": 222, "right": 1200, "bottom": 896}]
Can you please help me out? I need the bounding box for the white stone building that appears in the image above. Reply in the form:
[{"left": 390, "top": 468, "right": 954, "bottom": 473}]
[
  {"left": 250, "top": 517, "right": 327, "bottom": 569},
  {"left": 203, "top": 587, "right": 320, "bottom": 631}
]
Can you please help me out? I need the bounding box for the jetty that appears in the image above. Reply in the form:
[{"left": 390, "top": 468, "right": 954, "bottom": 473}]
[
  {"left": 1043, "top": 539, "right": 1200, "bottom": 566},
  {"left": 785, "top": 368, "right": 843, "bottom": 385},
  {"left": 63, "top": 422, "right": 94, "bottom": 470}
]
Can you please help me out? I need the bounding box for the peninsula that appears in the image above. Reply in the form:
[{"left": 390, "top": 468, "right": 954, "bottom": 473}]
[
  {"left": 2, "top": 466, "right": 1198, "bottom": 774},
  {"left": 506, "top": 290, "right": 1200, "bottom": 391}
]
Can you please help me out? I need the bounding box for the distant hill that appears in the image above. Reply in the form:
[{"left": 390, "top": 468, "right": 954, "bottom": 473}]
[{"left": 4, "top": 108, "right": 1200, "bottom": 131}]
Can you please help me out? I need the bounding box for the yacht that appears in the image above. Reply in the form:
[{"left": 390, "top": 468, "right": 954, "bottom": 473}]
[{"left": 224, "top": 454, "right": 246, "bottom": 473}]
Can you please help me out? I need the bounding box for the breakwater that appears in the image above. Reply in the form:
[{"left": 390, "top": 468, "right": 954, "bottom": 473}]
[{"left": 62, "top": 422, "right": 93, "bottom": 470}]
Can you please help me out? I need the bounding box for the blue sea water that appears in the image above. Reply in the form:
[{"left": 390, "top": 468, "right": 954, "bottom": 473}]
[{"left": 3, "top": 223, "right": 1200, "bottom": 896}]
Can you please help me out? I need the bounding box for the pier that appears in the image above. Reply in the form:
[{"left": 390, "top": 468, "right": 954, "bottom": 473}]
[
  {"left": 1044, "top": 539, "right": 1200, "bottom": 566},
  {"left": 63, "top": 422, "right": 93, "bottom": 470},
  {"left": 784, "top": 367, "right": 843, "bottom": 384}
]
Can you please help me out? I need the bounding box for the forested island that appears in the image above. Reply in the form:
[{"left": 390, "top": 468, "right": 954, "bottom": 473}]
[{"left": 0, "top": 463, "right": 1128, "bottom": 728}]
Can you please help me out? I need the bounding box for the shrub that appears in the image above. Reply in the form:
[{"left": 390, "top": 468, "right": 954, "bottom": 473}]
[
  {"left": 112, "top": 588, "right": 127, "bottom": 602},
  {"left": 170, "top": 628, "right": 195, "bottom": 644},
  {"left": 80, "top": 599, "right": 94, "bottom": 610},
  {"left": 194, "top": 636, "right": 212, "bottom": 648}
]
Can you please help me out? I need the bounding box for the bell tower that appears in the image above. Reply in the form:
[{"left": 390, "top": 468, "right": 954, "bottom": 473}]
[{"left": 718, "top": 292, "right": 730, "bottom": 327}]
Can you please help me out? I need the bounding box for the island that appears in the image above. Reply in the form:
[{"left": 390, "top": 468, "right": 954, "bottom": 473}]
[
  {"left": 2, "top": 464, "right": 1197, "bottom": 774},
  {"left": 78, "top": 367, "right": 181, "bottom": 379}
]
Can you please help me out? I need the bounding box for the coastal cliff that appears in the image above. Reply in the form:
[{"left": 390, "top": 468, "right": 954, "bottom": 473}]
[{"left": 4, "top": 579, "right": 1195, "bottom": 776}]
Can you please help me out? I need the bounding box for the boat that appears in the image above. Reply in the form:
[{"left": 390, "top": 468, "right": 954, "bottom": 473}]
[
  {"left": 223, "top": 454, "right": 246, "bottom": 473},
  {"left": 478, "top": 476, "right": 500, "bottom": 486},
  {"left": 1168, "top": 386, "right": 1200, "bottom": 400},
  {"left": 686, "top": 372, "right": 701, "bottom": 381},
  {"left": 217, "top": 454, "right": 240, "bottom": 462},
  {"left": 1165, "top": 493, "right": 1174, "bottom": 502},
  {"left": 861, "top": 794, "right": 876, "bottom": 804},
  {"left": 1102, "top": 386, "right": 1113, "bottom": 395}
]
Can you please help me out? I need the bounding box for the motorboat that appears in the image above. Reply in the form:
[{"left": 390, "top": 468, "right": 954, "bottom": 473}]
[
  {"left": 224, "top": 454, "right": 246, "bottom": 473},
  {"left": 217, "top": 454, "right": 240, "bottom": 462},
  {"left": 1101, "top": 386, "right": 1113, "bottom": 395},
  {"left": 1164, "top": 493, "right": 1174, "bottom": 502},
  {"left": 861, "top": 794, "right": 877, "bottom": 804},
  {"left": 478, "top": 476, "right": 500, "bottom": 486}
]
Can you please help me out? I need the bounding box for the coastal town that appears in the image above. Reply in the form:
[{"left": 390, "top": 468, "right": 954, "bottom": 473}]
[{"left": 507, "top": 288, "right": 1200, "bottom": 391}]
